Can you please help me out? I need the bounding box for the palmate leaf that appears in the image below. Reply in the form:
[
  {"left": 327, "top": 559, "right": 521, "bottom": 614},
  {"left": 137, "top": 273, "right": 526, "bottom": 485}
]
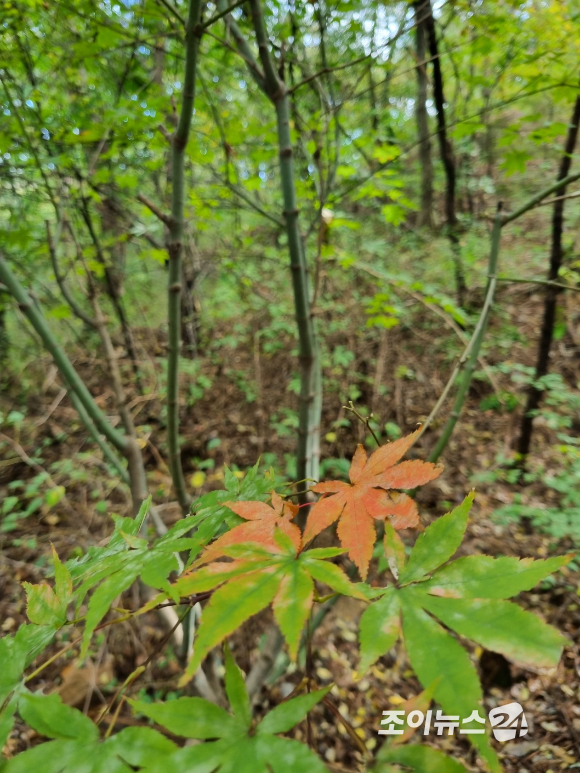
[
  {"left": 143, "top": 531, "right": 365, "bottom": 687},
  {"left": 303, "top": 430, "right": 442, "bottom": 578},
  {"left": 4, "top": 692, "right": 175, "bottom": 773},
  {"left": 358, "top": 493, "right": 571, "bottom": 773},
  {"left": 133, "top": 651, "right": 330, "bottom": 773}
]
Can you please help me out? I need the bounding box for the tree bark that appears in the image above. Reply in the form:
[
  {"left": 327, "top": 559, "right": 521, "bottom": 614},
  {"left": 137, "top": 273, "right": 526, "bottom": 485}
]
[
  {"left": 517, "top": 95, "right": 580, "bottom": 459},
  {"left": 414, "top": 1, "right": 433, "bottom": 228},
  {"left": 423, "top": 0, "right": 466, "bottom": 303},
  {"left": 166, "top": 0, "right": 204, "bottom": 513}
]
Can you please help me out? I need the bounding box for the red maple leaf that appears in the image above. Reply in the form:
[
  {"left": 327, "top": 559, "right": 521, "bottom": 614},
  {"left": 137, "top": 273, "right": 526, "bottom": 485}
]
[
  {"left": 303, "top": 430, "right": 443, "bottom": 578},
  {"left": 197, "top": 491, "right": 301, "bottom": 564}
]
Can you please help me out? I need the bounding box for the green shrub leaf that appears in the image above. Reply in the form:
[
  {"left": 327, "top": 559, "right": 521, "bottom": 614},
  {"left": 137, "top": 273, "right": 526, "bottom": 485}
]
[
  {"left": 399, "top": 493, "right": 474, "bottom": 585},
  {"left": 422, "top": 595, "right": 567, "bottom": 668},
  {"left": 129, "top": 697, "right": 243, "bottom": 739},
  {"left": 257, "top": 687, "right": 330, "bottom": 735},
  {"left": 18, "top": 692, "right": 99, "bottom": 742},
  {"left": 422, "top": 553, "right": 574, "bottom": 599},
  {"left": 358, "top": 586, "right": 400, "bottom": 673},
  {"left": 224, "top": 643, "right": 252, "bottom": 729}
]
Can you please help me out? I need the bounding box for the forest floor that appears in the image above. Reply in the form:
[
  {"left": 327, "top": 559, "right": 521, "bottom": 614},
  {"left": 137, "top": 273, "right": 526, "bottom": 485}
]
[{"left": 1, "top": 282, "right": 580, "bottom": 771}]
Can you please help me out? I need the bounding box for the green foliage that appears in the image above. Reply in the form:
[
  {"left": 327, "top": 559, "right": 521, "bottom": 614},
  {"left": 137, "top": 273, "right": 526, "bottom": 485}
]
[
  {"left": 4, "top": 692, "right": 176, "bottom": 773},
  {"left": 358, "top": 494, "right": 571, "bottom": 772},
  {"left": 157, "top": 534, "right": 365, "bottom": 685},
  {"left": 0, "top": 458, "right": 573, "bottom": 772},
  {"left": 130, "top": 649, "right": 330, "bottom": 773}
]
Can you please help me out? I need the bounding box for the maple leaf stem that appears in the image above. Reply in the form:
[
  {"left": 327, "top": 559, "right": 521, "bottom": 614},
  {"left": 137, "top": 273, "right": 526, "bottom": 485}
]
[{"left": 314, "top": 592, "right": 338, "bottom": 603}]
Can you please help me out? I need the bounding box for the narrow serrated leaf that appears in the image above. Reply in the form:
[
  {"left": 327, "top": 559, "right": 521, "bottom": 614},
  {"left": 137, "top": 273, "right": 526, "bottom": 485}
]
[
  {"left": 224, "top": 644, "right": 252, "bottom": 729},
  {"left": 272, "top": 565, "right": 314, "bottom": 660},
  {"left": 378, "top": 744, "right": 469, "bottom": 772},
  {"left": 302, "top": 557, "right": 367, "bottom": 600},
  {"left": 358, "top": 586, "right": 400, "bottom": 673},
  {"left": 400, "top": 590, "right": 501, "bottom": 773},
  {"left": 423, "top": 554, "right": 574, "bottom": 598},
  {"left": 23, "top": 583, "right": 63, "bottom": 627},
  {"left": 129, "top": 697, "right": 242, "bottom": 739},
  {"left": 399, "top": 493, "right": 474, "bottom": 584},
  {"left": 52, "top": 546, "right": 72, "bottom": 605},
  {"left": 106, "top": 726, "right": 177, "bottom": 768},
  {"left": 422, "top": 595, "right": 567, "bottom": 668},
  {"left": 255, "top": 734, "right": 329, "bottom": 773},
  {"left": 383, "top": 521, "right": 406, "bottom": 579},
  {"left": 180, "top": 569, "right": 280, "bottom": 686},
  {"left": 18, "top": 692, "right": 99, "bottom": 741},
  {"left": 81, "top": 561, "right": 141, "bottom": 656},
  {"left": 257, "top": 687, "right": 330, "bottom": 735}
]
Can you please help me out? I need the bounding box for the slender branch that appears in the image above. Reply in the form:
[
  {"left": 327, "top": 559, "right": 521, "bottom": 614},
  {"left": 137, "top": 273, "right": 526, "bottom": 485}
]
[
  {"left": 224, "top": 180, "right": 285, "bottom": 227},
  {"left": 200, "top": 0, "right": 246, "bottom": 30},
  {"left": 155, "top": 0, "right": 185, "bottom": 25},
  {"left": 46, "top": 220, "right": 96, "bottom": 328},
  {"left": 496, "top": 276, "right": 580, "bottom": 293},
  {"left": 428, "top": 207, "right": 503, "bottom": 461},
  {"left": 137, "top": 194, "right": 174, "bottom": 227},
  {"left": 534, "top": 189, "right": 580, "bottom": 207},
  {"left": 0, "top": 252, "right": 128, "bottom": 454},
  {"left": 67, "top": 389, "right": 130, "bottom": 485},
  {"left": 501, "top": 170, "right": 580, "bottom": 225},
  {"left": 353, "top": 262, "right": 500, "bottom": 395},
  {"left": 214, "top": 0, "right": 266, "bottom": 91},
  {"left": 246, "top": 0, "right": 321, "bottom": 494}
]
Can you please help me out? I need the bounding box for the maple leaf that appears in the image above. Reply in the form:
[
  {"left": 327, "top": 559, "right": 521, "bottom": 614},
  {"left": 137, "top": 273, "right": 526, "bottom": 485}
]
[
  {"left": 303, "top": 430, "right": 443, "bottom": 578},
  {"left": 197, "top": 491, "right": 301, "bottom": 565}
]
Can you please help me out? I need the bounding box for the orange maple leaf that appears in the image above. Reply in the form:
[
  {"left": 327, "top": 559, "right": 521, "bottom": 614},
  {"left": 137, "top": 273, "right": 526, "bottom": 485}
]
[
  {"left": 197, "top": 491, "right": 301, "bottom": 565},
  {"left": 303, "top": 430, "right": 443, "bottom": 579}
]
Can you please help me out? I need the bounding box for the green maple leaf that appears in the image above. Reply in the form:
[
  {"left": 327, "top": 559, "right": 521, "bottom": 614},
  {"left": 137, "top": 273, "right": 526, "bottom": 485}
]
[
  {"left": 130, "top": 646, "right": 330, "bottom": 773},
  {"left": 358, "top": 492, "right": 573, "bottom": 773},
  {"left": 4, "top": 692, "right": 175, "bottom": 773},
  {"left": 141, "top": 530, "right": 366, "bottom": 687}
]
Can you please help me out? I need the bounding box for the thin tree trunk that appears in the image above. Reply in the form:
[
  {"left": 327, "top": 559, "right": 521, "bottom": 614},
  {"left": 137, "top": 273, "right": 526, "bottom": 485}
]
[
  {"left": 414, "top": 0, "right": 433, "bottom": 228},
  {"left": 423, "top": 0, "right": 466, "bottom": 303},
  {"left": 247, "top": 0, "right": 321, "bottom": 493},
  {"left": 517, "top": 95, "right": 580, "bottom": 459},
  {"left": 0, "top": 287, "right": 9, "bottom": 370},
  {"left": 166, "top": 0, "right": 204, "bottom": 513}
]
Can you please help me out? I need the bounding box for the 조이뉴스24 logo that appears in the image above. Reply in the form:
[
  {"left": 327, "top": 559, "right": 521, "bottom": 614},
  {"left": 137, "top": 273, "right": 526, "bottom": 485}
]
[{"left": 379, "top": 702, "right": 528, "bottom": 742}]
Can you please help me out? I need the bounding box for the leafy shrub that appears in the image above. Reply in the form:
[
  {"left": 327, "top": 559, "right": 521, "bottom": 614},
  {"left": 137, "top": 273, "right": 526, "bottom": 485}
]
[{"left": 0, "top": 433, "right": 572, "bottom": 772}]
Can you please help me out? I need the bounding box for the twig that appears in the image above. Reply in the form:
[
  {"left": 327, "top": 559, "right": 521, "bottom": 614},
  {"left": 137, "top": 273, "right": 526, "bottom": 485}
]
[
  {"left": 495, "top": 276, "right": 580, "bottom": 293},
  {"left": 535, "top": 189, "right": 580, "bottom": 207},
  {"left": 354, "top": 261, "right": 502, "bottom": 397},
  {"left": 137, "top": 194, "right": 174, "bottom": 227},
  {"left": 199, "top": 0, "right": 246, "bottom": 30},
  {"left": 35, "top": 387, "right": 67, "bottom": 426},
  {"left": 343, "top": 401, "right": 381, "bottom": 446}
]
